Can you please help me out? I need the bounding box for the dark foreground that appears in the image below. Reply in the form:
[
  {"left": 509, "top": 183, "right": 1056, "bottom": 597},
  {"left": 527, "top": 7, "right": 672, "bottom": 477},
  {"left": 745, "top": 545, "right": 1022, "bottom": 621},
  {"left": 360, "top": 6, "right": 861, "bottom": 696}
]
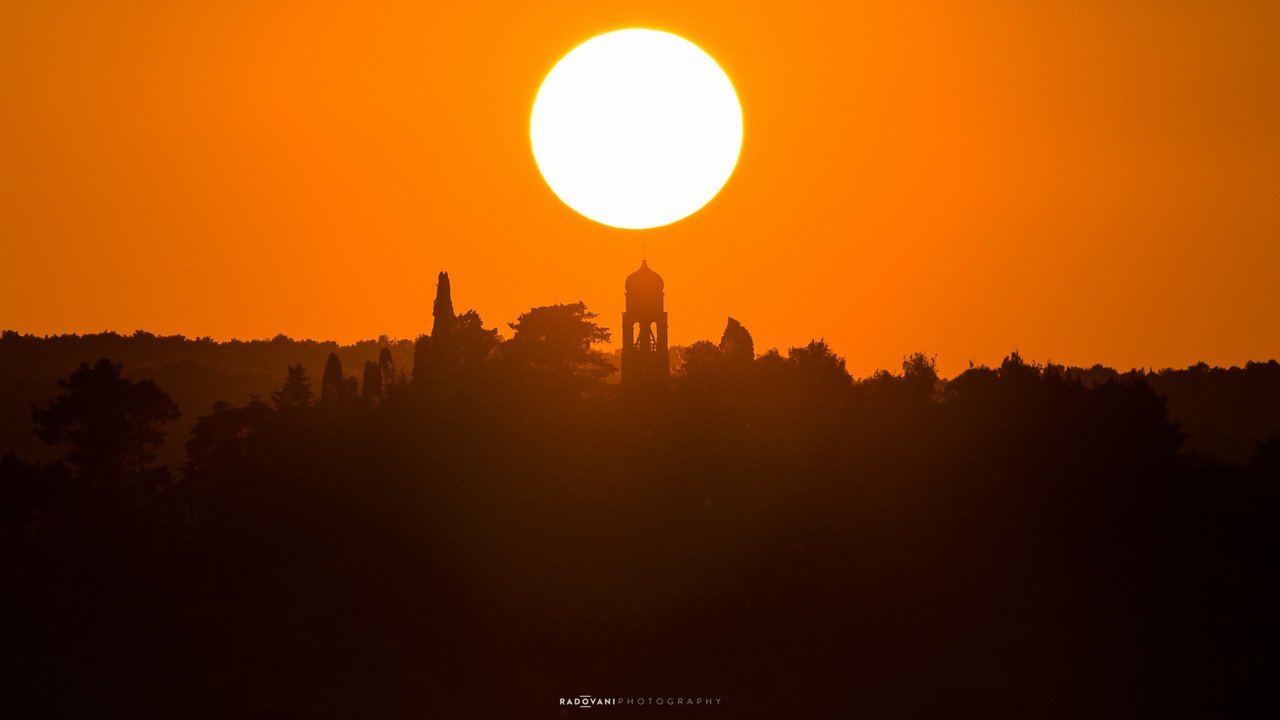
[{"left": 3, "top": 347, "right": 1278, "bottom": 718}]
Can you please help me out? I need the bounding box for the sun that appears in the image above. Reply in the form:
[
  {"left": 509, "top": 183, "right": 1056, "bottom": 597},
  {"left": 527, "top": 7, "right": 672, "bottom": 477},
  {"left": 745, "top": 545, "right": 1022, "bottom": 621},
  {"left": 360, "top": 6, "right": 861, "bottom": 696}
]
[{"left": 530, "top": 29, "right": 743, "bottom": 230}]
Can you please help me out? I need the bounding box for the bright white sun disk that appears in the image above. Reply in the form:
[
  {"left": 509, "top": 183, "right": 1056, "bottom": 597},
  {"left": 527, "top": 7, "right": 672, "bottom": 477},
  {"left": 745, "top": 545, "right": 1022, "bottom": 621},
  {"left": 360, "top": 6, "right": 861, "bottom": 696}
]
[{"left": 530, "top": 29, "right": 743, "bottom": 230}]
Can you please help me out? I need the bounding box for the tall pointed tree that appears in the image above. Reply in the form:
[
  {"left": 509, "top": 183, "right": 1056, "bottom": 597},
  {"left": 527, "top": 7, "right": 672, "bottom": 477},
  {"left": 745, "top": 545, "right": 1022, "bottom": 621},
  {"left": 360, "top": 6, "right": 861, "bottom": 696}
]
[
  {"left": 720, "top": 317, "right": 755, "bottom": 365},
  {"left": 413, "top": 272, "right": 457, "bottom": 386},
  {"left": 320, "top": 352, "right": 345, "bottom": 403},
  {"left": 416, "top": 271, "right": 487, "bottom": 386},
  {"left": 432, "top": 271, "right": 455, "bottom": 337}
]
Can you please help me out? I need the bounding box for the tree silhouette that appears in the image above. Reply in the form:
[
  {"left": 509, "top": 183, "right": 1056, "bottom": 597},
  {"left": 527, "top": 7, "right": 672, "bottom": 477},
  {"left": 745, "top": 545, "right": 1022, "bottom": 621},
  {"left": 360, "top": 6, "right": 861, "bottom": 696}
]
[
  {"left": 272, "top": 363, "right": 313, "bottom": 410},
  {"left": 679, "top": 340, "right": 725, "bottom": 381},
  {"left": 411, "top": 334, "right": 431, "bottom": 386},
  {"left": 321, "top": 352, "right": 345, "bottom": 403},
  {"left": 378, "top": 347, "right": 396, "bottom": 390},
  {"left": 787, "top": 340, "right": 852, "bottom": 392},
  {"left": 183, "top": 398, "right": 272, "bottom": 480},
  {"left": 412, "top": 273, "right": 499, "bottom": 390},
  {"left": 432, "top": 271, "right": 456, "bottom": 337},
  {"left": 501, "top": 302, "right": 612, "bottom": 391},
  {"left": 452, "top": 310, "right": 500, "bottom": 370},
  {"left": 362, "top": 361, "right": 383, "bottom": 401},
  {"left": 901, "top": 351, "right": 940, "bottom": 401},
  {"left": 31, "top": 359, "right": 179, "bottom": 487},
  {"left": 720, "top": 316, "right": 754, "bottom": 364}
]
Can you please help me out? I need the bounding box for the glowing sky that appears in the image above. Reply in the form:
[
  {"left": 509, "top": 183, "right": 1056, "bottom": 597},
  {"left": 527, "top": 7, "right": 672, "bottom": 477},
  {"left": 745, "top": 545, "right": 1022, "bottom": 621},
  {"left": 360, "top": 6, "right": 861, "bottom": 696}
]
[{"left": 2, "top": 1, "right": 1278, "bottom": 376}]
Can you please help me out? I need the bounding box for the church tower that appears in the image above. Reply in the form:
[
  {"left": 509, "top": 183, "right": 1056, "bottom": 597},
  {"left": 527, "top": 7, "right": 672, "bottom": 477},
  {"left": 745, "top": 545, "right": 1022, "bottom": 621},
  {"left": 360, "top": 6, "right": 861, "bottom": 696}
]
[{"left": 621, "top": 260, "right": 669, "bottom": 387}]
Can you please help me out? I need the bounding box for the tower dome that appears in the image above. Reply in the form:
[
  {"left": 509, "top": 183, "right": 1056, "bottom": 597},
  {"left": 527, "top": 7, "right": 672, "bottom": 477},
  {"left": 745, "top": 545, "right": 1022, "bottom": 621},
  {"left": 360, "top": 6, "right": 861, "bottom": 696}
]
[
  {"left": 625, "top": 259, "right": 664, "bottom": 317},
  {"left": 625, "top": 259, "right": 664, "bottom": 293}
]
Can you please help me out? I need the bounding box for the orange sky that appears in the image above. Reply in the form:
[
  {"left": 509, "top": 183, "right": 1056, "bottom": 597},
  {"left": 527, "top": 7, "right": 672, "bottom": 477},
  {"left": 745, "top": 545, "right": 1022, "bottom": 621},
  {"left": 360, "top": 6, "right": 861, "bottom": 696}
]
[{"left": 3, "top": 1, "right": 1278, "bottom": 376}]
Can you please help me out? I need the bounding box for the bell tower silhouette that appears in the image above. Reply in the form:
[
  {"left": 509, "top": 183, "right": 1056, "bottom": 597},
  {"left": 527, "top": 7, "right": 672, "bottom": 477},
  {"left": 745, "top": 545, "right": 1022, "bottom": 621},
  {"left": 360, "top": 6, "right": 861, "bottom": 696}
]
[{"left": 621, "top": 259, "right": 669, "bottom": 387}]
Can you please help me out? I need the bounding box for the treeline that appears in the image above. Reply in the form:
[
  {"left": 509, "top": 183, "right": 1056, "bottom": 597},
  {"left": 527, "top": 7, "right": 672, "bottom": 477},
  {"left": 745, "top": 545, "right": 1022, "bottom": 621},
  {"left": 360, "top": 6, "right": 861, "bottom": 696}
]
[
  {"left": 4, "top": 336, "right": 1279, "bottom": 467},
  {"left": 0, "top": 329, "right": 416, "bottom": 466},
  {"left": 1, "top": 275, "right": 1277, "bottom": 717}
]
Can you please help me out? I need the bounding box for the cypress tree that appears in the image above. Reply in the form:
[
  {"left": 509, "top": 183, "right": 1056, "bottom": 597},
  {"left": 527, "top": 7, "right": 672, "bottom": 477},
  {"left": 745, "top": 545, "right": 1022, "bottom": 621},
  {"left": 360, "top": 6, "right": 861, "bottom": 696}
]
[{"left": 320, "top": 352, "right": 345, "bottom": 403}]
